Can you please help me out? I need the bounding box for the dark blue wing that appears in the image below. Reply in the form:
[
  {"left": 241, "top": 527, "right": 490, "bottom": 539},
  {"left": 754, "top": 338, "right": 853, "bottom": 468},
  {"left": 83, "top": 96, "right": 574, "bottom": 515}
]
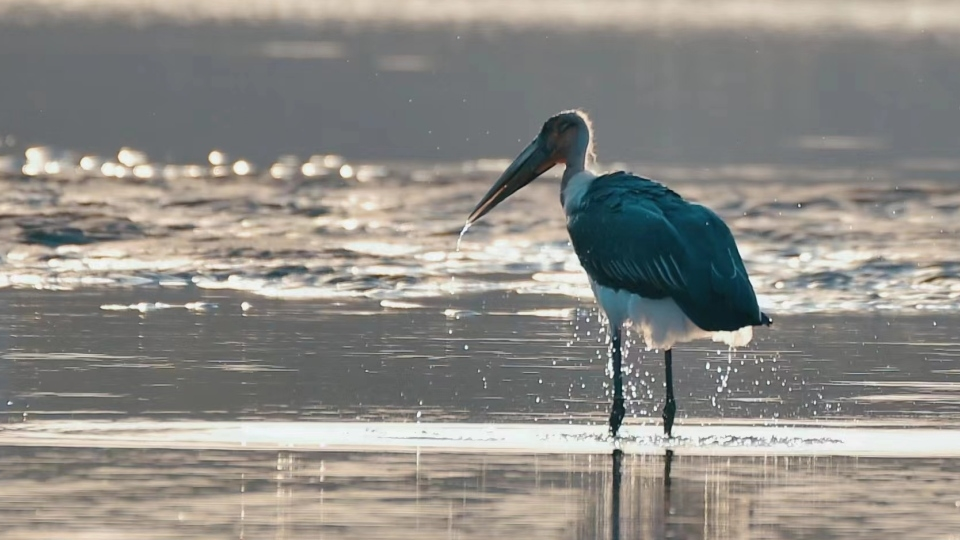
[{"left": 566, "top": 171, "right": 768, "bottom": 332}]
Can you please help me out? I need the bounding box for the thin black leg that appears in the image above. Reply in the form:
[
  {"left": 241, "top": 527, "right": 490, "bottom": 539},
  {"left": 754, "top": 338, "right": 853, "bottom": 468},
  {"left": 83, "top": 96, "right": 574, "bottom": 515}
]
[
  {"left": 609, "top": 324, "right": 625, "bottom": 438},
  {"left": 662, "top": 348, "right": 677, "bottom": 437}
]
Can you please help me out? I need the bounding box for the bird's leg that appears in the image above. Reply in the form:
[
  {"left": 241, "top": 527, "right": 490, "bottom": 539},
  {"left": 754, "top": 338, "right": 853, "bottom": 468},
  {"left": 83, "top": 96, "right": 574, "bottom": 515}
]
[
  {"left": 662, "top": 348, "right": 677, "bottom": 437},
  {"left": 609, "top": 324, "right": 626, "bottom": 438}
]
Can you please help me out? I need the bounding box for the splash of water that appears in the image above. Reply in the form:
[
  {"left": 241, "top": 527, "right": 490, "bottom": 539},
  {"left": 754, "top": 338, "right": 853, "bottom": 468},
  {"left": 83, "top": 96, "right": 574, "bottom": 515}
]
[{"left": 456, "top": 221, "right": 472, "bottom": 252}]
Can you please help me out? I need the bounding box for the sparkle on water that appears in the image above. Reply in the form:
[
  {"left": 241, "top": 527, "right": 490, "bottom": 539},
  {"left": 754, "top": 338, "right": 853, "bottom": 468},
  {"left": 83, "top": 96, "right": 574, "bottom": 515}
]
[
  {"left": 2, "top": 150, "right": 959, "bottom": 314},
  {"left": 5, "top": 420, "right": 960, "bottom": 457}
]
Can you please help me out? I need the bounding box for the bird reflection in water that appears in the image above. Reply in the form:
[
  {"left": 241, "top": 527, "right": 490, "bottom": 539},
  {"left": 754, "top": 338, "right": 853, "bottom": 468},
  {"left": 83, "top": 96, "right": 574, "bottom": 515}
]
[
  {"left": 611, "top": 449, "right": 623, "bottom": 540},
  {"left": 610, "top": 449, "right": 675, "bottom": 540}
]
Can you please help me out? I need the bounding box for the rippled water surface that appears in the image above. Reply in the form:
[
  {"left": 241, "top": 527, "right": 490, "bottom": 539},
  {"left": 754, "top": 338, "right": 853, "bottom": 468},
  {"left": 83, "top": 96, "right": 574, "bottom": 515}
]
[
  {"left": 1, "top": 170, "right": 959, "bottom": 314},
  {"left": 1, "top": 446, "right": 959, "bottom": 539},
  {"left": 3, "top": 2, "right": 960, "bottom": 538},
  {"left": 2, "top": 291, "right": 960, "bottom": 537}
]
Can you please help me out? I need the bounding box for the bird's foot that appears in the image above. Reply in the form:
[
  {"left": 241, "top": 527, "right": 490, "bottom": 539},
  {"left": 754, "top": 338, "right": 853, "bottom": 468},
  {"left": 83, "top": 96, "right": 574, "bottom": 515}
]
[
  {"left": 662, "top": 399, "right": 677, "bottom": 438},
  {"left": 609, "top": 397, "right": 626, "bottom": 438}
]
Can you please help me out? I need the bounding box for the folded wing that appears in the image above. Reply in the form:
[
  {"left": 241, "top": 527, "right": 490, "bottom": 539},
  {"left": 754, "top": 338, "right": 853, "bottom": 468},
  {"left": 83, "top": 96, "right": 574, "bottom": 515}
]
[{"left": 566, "top": 172, "right": 768, "bottom": 332}]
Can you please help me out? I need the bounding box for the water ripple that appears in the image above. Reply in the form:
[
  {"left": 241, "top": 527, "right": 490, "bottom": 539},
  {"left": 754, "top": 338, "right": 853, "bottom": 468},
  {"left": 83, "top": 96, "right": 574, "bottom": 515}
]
[{"left": 1, "top": 158, "right": 958, "bottom": 314}]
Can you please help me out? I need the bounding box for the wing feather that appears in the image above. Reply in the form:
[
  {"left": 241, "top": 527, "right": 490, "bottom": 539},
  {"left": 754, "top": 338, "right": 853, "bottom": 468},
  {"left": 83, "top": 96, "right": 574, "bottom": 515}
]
[{"left": 567, "top": 171, "right": 766, "bottom": 331}]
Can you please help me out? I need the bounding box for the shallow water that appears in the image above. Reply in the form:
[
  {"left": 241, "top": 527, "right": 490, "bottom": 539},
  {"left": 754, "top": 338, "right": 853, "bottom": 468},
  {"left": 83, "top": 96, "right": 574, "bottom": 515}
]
[
  {"left": 0, "top": 447, "right": 959, "bottom": 540},
  {"left": 2, "top": 290, "right": 960, "bottom": 426},
  {"left": 1, "top": 172, "right": 959, "bottom": 316},
  {"left": 2, "top": 290, "right": 960, "bottom": 538}
]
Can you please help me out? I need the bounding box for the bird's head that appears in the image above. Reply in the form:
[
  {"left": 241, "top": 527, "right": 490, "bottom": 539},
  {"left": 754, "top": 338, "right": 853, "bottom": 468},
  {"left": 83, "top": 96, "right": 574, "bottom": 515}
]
[{"left": 466, "top": 110, "right": 593, "bottom": 225}]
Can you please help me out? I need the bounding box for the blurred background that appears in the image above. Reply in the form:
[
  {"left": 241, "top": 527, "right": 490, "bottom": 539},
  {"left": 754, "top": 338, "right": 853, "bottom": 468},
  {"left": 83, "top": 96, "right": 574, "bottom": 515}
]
[{"left": 2, "top": 0, "right": 959, "bottom": 168}]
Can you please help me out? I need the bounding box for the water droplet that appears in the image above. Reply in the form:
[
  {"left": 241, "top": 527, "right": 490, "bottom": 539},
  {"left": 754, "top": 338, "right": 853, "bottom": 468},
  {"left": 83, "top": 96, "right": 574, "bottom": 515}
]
[{"left": 456, "top": 222, "right": 471, "bottom": 252}]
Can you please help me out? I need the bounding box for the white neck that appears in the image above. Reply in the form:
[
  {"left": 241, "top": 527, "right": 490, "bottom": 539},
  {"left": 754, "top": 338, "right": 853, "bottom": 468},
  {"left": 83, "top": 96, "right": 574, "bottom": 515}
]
[
  {"left": 559, "top": 120, "right": 595, "bottom": 212},
  {"left": 559, "top": 120, "right": 592, "bottom": 193},
  {"left": 561, "top": 170, "right": 597, "bottom": 214}
]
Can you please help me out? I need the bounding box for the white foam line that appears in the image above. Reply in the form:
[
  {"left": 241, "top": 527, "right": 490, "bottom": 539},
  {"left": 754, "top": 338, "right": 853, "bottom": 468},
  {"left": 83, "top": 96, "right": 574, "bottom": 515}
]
[{"left": 1, "top": 421, "right": 958, "bottom": 457}]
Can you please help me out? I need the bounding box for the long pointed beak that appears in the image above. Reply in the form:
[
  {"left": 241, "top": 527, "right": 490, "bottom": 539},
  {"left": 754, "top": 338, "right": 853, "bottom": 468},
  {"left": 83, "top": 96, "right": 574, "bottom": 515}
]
[{"left": 466, "top": 138, "right": 555, "bottom": 225}]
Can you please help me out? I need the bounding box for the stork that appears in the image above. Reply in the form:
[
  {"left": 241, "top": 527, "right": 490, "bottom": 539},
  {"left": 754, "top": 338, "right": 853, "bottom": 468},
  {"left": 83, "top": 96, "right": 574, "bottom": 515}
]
[{"left": 463, "top": 110, "right": 771, "bottom": 438}]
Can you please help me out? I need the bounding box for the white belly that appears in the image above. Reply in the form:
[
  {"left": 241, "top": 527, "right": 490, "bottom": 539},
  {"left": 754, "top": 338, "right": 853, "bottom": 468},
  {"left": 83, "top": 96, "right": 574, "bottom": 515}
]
[
  {"left": 563, "top": 169, "right": 752, "bottom": 349},
  {"left": 590, "top": 280, "right": 754, "bottom": 350}
]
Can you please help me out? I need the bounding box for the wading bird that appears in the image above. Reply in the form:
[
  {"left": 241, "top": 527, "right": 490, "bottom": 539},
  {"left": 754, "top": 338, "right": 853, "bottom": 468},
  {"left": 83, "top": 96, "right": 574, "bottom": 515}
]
[{"left": 464, "top": 110, "right": 771, "bottom": 438}]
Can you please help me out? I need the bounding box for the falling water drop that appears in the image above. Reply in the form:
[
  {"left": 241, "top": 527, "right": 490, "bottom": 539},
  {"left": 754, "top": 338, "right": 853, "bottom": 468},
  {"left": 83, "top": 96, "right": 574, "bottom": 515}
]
[{"left": 456, "top": 222, "right": 472, "bottom": 252}]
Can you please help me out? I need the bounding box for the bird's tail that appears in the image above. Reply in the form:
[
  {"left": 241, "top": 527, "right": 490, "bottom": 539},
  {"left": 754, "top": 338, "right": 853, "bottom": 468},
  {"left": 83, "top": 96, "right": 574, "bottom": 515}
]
[{"left": 759, "top": 312, "right": 773, "bottom": 326}]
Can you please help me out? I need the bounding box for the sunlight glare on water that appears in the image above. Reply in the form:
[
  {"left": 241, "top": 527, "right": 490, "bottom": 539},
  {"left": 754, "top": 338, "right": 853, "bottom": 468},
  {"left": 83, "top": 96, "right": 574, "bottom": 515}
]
[{"left": 2, "top": 166, "right": 958, "bottom": 315}]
